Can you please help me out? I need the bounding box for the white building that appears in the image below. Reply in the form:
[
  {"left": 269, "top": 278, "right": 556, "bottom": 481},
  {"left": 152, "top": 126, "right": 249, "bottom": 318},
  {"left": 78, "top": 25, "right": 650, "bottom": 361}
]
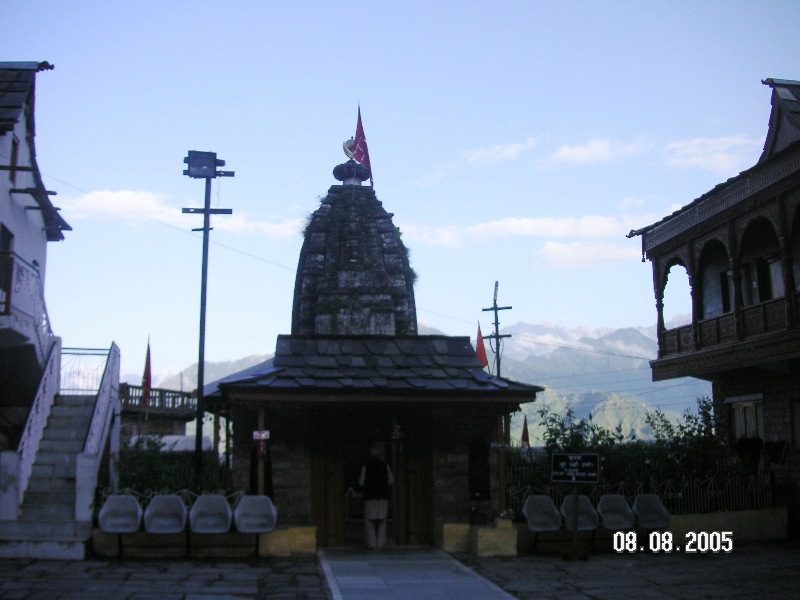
[{"left": 0, "top": 61, "right": 119, "bottom": 559}]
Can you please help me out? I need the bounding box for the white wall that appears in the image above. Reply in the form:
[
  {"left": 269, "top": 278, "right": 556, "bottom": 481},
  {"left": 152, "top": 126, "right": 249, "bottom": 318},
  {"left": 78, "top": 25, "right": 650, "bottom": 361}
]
[{"left": 0, "top": 111, "right": 49, "bottom": 282}]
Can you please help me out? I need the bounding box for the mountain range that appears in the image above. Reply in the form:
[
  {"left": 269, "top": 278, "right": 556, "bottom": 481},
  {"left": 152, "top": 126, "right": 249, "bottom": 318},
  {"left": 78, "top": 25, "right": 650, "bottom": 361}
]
[{"left": 124, "top": 318, "right": 710, "bottom": 443}]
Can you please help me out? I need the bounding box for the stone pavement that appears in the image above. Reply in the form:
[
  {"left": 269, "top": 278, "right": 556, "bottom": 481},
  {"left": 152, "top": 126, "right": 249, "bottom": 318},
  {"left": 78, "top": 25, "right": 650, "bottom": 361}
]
[
  {"left": 1, "top": 541, "right": 799, "bottom": 599},
  {"left": 460, "top": 540, "right": 800, "bottom": 599},
  {"left": 0, "top": 556, "right": 330, "bottom": 599},
  {"left": 319, "top": 548, "right": 515, "bottom": 600}
]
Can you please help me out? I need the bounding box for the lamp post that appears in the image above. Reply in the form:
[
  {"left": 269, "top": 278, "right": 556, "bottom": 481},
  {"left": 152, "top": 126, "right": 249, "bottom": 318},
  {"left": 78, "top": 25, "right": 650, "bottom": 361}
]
[{"left": 182, "top": 151, "right": 234, "bottom": 487}]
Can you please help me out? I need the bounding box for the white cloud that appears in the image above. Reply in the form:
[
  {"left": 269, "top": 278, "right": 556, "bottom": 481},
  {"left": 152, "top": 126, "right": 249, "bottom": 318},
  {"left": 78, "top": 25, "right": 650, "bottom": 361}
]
[
  {"left": 400, "top": 214, "right": 652, "bottom": 247},
  {"left": 61, "top": 190, "right": 303, "bottom": 239},
  {"left": 661, "top": 134, "right": 762, "bottom": 174},
  {"left": 412, "top": 162, "right": 458, "bottom": 188},
  {"left": 464, "top": 137, "right": 539, "bottom": 166},
  {"left": 547, "top": 135, "right": 652, "bottom": 165},
  {"left": 541, "top": 241, "right": 642, "bottom": 266}
]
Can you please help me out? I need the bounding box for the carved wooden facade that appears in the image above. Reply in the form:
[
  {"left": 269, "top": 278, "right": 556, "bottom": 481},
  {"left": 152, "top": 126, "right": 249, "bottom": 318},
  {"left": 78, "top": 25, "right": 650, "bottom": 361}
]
[{"left": 630, "top": 79, "right": 800, "bottom": 532}]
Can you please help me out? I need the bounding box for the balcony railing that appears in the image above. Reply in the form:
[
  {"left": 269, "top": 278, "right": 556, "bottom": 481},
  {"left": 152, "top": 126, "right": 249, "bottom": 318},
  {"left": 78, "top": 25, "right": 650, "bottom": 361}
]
[
  {"left": 119, "top": 383, "right": 197, "bottom": 421},
  {"left": 0, "top": 251, "right": 53, "bottom": 365},
  {"left": 660, "top": 295, "right": 796, "bottom": 358}
]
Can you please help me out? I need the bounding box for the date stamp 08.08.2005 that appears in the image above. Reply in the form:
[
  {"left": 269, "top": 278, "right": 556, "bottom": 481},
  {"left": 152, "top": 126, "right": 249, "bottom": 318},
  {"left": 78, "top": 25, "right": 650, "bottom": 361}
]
[{"left": 613, "top": 531, "right": 733, "bottom": 554}]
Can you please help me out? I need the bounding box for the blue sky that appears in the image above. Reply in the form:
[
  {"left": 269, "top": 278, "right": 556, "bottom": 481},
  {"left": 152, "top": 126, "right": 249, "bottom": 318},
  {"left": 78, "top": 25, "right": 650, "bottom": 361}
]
[{"left": 4, "top": 1, "right": 799, "bottom": 383}]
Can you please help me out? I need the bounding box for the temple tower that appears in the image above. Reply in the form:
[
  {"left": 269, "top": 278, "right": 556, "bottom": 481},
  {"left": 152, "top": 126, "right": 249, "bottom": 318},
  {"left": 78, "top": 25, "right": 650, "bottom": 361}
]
[{"left": 291, "top": 159, "right": 418, "bottom": 335}]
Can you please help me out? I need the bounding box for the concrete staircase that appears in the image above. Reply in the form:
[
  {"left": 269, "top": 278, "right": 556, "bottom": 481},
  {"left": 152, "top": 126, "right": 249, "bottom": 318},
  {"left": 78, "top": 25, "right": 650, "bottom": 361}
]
[{"left": 0, "top": 394, "right": 96, "bottom": 559}]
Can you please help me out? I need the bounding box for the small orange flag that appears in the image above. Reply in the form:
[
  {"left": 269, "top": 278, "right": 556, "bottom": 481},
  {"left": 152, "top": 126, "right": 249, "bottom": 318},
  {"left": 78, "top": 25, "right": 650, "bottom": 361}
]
[{"left": 476, "top": 323, "right": 489, "bottom": 369}]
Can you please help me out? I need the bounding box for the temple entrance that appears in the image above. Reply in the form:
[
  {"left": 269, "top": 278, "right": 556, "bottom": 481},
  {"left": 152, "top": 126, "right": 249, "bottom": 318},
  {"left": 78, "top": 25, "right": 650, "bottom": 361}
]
[
  {"left": 310, "top": 405, "right": 434, "bottom": 548},
  {"left": 343, "top": 425, "right": 394, "bottom": 546}
]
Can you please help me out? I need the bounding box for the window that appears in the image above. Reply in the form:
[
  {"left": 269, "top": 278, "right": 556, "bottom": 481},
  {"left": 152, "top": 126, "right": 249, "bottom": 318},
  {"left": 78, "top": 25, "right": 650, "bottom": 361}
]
[
  {"left": 726, "top": 394, "right": 764, "bottom": 441},
  {"left": 793, "top": 401, "right": 800, "bottom": 450},
  {"left": 0, "top": 225, "right": 13, "bottom": 308},
  {"left": 719, "top": 271, "right": 732, "bottom": 314},
  {"left": 9, "top": 136, "right": 19, "bottom": 183},
  {"left": 468, "top": 438, "right": 490, "bottom": 501}
]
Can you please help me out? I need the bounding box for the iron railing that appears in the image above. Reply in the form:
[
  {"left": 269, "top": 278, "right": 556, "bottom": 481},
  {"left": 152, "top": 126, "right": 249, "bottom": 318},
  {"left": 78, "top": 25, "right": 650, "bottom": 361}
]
[
  {"left": 0, "top": 251, "right": 53, "bottom": 365},
  {"left": 119, "top": 383, "right": 196, "bottom": 420},
  {"left": 60, "top": 347, "right": 112, "bottom": 394},
  {"left": 506, "top": 453, "right": 773, "bottom": 521}
]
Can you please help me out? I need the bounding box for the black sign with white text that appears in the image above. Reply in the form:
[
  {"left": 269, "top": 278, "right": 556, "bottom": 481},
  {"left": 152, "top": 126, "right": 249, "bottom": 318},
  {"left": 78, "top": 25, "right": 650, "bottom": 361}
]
[{"left": 551, "top": 453, "right": 600, "bottom": 484}]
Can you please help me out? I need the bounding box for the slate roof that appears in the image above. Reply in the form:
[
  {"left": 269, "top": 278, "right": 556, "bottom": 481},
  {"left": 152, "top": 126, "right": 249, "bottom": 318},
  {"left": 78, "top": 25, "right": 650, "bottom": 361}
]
[
  {"left": 760, "top": 78, "right": 800, "bottom": 162},
  {"left": 628, "top": 78, "right": 800, "bottom": 246},
  {"left": 0, "top": 62, "right": 51, "bottom": 135},
  {"left": 205, "top": 334, "right": 542, "bottom": 403},
  {"left": 0, "top": 61, "right": 70, "bottom": 241}
]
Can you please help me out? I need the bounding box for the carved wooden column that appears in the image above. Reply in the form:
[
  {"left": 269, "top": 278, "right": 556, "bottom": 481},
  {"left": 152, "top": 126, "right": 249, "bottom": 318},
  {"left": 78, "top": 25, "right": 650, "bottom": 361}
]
[
  {"left": 778, "top": 194, "right": 797, "bottom": 327},
  {"left": 730, "top": 257, "right": 744, "bottom": 340},
  {"left": 688, "top": 240, "right": 699, "bottom": 349},
  {"left": 779, "top": 239, "right": 796, "bottom": 326},
  {"left": 653, "top": 260, "right": 665, "bottom": 358}
]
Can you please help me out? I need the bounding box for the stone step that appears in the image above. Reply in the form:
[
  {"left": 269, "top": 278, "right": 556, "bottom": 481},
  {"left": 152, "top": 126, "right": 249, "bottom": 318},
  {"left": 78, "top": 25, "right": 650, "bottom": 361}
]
[
  {"left": 38, "top": 438, "right": 83, "bottom": 454},
  {"left": 36, "top": 450, "right": 80, "bottom": 467},
  {"left": 22, "top": 489, "right": 75, "bottom": 509},
  {"left": 31, "top": 461, "right": 76, "bottom": 479},
  {"left": 0, "top": 518, "right": 91, "bottom": 541},
  {"left": 46, "top": 417, "right": 91, "bottom": 436},
  {"left": 56, "top": 395, "right": 96, "bottom": 407},
  {"left": 26, "top": 477, "right": 74, "bottom": 494},
  {"left": 19, "top": 503, "right": 75, "bottom": 521},
  {"left": 43, "top": 427, "right": 86, "bottom": 441},
  {"left": 50, "top": 405, "right": 94, "bottom": 419}
]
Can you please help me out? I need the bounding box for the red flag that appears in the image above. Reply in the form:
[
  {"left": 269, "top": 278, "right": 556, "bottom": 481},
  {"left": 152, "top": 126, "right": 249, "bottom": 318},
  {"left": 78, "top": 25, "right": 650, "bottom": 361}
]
[
  {"left": 476, "top": 323, "right": 489, "bottom": 369},
  {"left": 353, "top": 106, "right": 372, "bottom": 185},
  {"left": 521, "top": 415, "right": 530, "bottom": 449},
  {"left": 141, "top": 340, "right": 151, "bottom": 417}
]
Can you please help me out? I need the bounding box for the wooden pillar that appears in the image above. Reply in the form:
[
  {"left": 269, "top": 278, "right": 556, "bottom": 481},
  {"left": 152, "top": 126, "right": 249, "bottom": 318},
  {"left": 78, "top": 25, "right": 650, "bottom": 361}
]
[
  {"left": 496, "top": 413, "right": 507, "bottom": 513},
  {"left": 257, "top": 409, "right": 265, "bottom": 496},
  {"left": 213, "top": 411, "right": 220, "bottom": 487}
]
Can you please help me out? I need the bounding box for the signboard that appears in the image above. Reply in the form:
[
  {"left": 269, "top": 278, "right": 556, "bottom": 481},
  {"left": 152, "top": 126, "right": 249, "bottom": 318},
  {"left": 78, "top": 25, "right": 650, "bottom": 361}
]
[
  {"left": 252, "top": 430, "right": 270, "bottom": 441},
  {"left": 551, "top": 453, "right": 600, "bottom": 484}
]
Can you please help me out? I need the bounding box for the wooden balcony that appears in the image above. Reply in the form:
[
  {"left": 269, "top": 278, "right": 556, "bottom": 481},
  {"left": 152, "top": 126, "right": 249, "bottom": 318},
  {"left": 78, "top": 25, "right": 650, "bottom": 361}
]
[
  {"left": 119, "top": 383, "right": 196, "bottom": 422},
  {"left": 661, "top": 297, "right": 791, "bottom": 358},
  {"left": 653, "top": 294, "right": 800, "bottom": 381}
]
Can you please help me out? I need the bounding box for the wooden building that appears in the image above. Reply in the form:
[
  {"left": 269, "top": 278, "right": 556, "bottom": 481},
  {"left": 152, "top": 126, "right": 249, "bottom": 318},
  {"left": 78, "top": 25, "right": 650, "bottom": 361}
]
[
  {"left": 206, "top": 157, "right": 541, "bottom": 547},
  {"left": 629, "top": 78, "right": 800, "bottom": 530}
]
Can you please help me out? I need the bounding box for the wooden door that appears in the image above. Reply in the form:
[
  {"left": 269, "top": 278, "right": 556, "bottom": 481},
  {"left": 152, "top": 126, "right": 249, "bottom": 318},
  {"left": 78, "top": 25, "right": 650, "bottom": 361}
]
[
  {"left": 393, "top": 414, "right": 434, "bottom": 545},
  {"left": 310, "top": 412, "right": 345, "bottom": 547}
]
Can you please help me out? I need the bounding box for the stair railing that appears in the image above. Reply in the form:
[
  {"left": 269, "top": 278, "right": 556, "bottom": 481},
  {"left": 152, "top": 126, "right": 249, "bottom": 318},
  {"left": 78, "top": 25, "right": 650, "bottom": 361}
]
[
  {"left": 13, "top": 337, "right": 62, "bottom": 508},
  {"left": 74, "top": 343, "right": 120, "bottom": 522}
]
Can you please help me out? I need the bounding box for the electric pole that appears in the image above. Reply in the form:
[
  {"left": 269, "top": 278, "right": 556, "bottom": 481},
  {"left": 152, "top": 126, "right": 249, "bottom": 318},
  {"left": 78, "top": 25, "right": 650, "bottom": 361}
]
[
  {"left": 182, "top": 150, "right": 234, "bottom": 487},
  {"left": 481, "top": 281, "right": 512, "bottom": 377}
]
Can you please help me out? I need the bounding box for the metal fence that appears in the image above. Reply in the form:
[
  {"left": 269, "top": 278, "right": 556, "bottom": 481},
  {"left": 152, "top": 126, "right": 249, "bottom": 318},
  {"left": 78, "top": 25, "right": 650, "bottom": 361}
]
[
  {"left": 60, "top": 347, "right": 111, "bottom": 394},
  {"left": 506, "top": 452, "right": 772, "bottom": 521}
]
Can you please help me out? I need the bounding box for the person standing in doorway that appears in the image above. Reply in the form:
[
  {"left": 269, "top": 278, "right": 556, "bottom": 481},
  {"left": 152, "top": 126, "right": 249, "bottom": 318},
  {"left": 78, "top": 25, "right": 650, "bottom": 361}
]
[{"left": 359, "top": 445, "right": 394, "bottom": 550}]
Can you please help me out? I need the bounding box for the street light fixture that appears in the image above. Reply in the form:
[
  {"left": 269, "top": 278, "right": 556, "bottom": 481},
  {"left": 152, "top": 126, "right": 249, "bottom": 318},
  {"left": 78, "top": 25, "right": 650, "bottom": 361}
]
[{"left": 182, "top": 150, "right": 234, "bottom": 486}]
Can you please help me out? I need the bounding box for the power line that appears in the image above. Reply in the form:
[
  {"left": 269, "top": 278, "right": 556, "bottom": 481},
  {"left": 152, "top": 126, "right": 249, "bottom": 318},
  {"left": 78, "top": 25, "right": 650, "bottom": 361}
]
[{"left": 39, "top": 169, "right": 678, "bottom": 374}]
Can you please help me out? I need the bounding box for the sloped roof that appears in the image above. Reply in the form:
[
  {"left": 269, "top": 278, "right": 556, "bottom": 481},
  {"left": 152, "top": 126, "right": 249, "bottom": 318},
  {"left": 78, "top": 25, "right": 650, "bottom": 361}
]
[
  {"left": 0, "top": 61, "right": 70, "bottom": 241},
  {"left": 0, "top": 62, "right": 52, "bottom": 135},
  {"left": 760, "top": 78, "right": 800, "bottom": 161},
  {"left": 628, "top": 77, "right": 800, "bottom": 251},
  {"left": 207, "top": 334, "right": 542, "bottom": 403}
]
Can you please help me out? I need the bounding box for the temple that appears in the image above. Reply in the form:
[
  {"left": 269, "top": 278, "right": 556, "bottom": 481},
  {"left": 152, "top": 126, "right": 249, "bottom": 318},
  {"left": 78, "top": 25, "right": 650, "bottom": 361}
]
[{"left": 205, "top": 149, "right": 542, "bottom": 547}]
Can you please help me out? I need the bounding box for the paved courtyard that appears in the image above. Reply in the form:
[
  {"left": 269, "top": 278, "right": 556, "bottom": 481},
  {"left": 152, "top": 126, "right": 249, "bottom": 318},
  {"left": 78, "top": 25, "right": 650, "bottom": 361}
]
[{"left": 0, "top": 541, "right": 798, "bottom": 599}]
